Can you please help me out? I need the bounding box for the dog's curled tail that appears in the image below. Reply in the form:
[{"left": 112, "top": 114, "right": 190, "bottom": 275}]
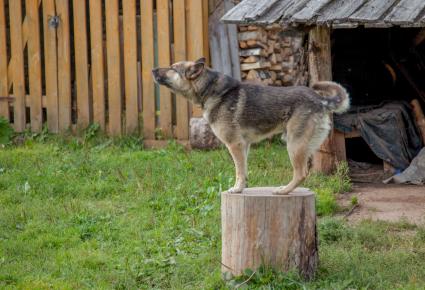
[{"left": 312, "top": 81, "right": 350, "bottom": 114}]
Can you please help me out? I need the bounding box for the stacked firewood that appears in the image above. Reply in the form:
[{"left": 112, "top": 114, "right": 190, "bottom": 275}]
[{"left": 238, "top": 24, "right": 308, "bottom": 87}]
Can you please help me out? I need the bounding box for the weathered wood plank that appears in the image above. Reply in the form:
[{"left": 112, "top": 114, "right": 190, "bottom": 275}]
[
  {"left": 186, "top": 0, "right": 204, "bottom": 117},
  {"left": 141, "top": 0, "right": 155, "bottom": 139},
  {"left": 174, "top": 0, "right": 189, "bottom": 140},
  {"left": 89, "top": 0, "right": 105, "bottom": 130},
  {"left": 157, "top": 0, "right": 172, "bottom": 137},
  {"left": 56, "top": 0, "right": 71, "bottom": 131},
  {"left": 350, "top": 0, "right": 397, "bottom": 22},
  {"left": 9, "top": 0, "right": 26, "bottom": 131},
  {"left": 254, "top": 0, "right": 295, "bottom": 24},
  {"left": 281, "top": 0, "right": 311, "bottom": 19},
  {"left": 26, "top": 0, "right": 42, "bottom": 132},
  {"left": 317, "top": 0, "right": 366, "bottom": 23},
  {"left": 384, "top": 0, "right": 425, "bottom": 24},
  {"left": 43, "top": 0, "right": 59, "bottom": 132},
  {"left": 106, "top": 0, "right": 122, "bottom": 135},
  {"left": 0, "top": 0, "right": 9, "bottom": 120},
  {"left": 244, "top": 0, "right": 280, "bottom": 21},
  {"left": 224, "top": 0, "right": 241, "bottom": 81},
  {"left": 123, "top": 0, "right": 139, "bottom": 134},
  {"left": 292, "top": 0, "right": 333, "bottom": 23},
  {"left": 73, "top": 0, "right": 90, "bottom": 129},
  {"left": 221, "top": 0, "right": 258, "bottom": 23}
]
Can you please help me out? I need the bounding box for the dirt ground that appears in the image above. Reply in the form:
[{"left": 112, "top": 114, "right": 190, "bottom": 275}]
[{"left": 338, "top": 183, "right": 425, "bottom": 225}]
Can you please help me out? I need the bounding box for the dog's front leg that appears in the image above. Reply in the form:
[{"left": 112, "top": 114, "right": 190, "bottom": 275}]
[{"left": 226, "top": 142, "right": 248, "bottom": 193}]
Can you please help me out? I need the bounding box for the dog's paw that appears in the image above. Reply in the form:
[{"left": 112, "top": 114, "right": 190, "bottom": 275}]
[
  {"left": 272, "top": 186, "right": 291, "bottom": 195},
  {"left": 227, "top": 186, "right": 244, "bottom": 194}
]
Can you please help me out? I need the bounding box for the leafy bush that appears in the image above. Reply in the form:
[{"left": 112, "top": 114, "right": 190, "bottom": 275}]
[{"left": 0, "top": 117, "right": 13, "bottom": 145}]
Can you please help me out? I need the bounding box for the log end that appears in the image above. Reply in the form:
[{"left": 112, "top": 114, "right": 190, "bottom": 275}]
[{"left": 222, "top": 186, "right": 314, "bottom": 197}]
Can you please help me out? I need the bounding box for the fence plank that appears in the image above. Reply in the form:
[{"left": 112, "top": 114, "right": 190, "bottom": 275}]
[
  {"left": 157, "top": 0, "right": 172, "bottom": 137},
  {"left": 73, "top": 0, "right": 90, "bottom": 129},
  {"left": 43, "top": 0, "right": 59, "bottom": 132},
  {"left": 186, "top": 0, "right": 205, "bottom": 118},
  {"left": 173, "top": 0, "right": 189, "bottom": 140},
  {"left": 123, "top": 0, "right": 138, "bottom": 134},
  {"left": 0, "top": 0, "right": 8, "bottom": 120},
  {"left": 26, "top": 0, "right": 42, "bottom": 132},
  {"left": 56, "top": 0, "right": 71, "bottom": 131},
  {"left": 202, "top": 0, "right": 210, "bottom": 65},
  {"left": 106, "top": 0, "right": 122, "bottom": 135},
  {"left": 89, "top": 0, "right": 105, "bottom": 130},
  {"left": 9, "top": 0, "right": 26, "bottom": 131},
  {"left": 141, "top": 0, "right": 155, "bottom": 139}
]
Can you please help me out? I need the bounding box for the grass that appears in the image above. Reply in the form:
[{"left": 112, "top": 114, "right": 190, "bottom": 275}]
[{"left": 0, "top": 132, "right": 424, "bottom": 289}]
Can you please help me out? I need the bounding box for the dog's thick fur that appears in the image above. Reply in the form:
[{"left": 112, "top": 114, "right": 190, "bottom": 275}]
[{"left": 153, "top": 58, "right": 349, "bottom": 194}]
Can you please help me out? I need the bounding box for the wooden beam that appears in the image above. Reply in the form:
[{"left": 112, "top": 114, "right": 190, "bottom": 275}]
[{"left": 308, "top": 26, "right": 345, "bottom": 174}]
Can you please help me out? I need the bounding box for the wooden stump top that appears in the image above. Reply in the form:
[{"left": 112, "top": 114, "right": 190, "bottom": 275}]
[{"left": 222, "top": 187, "right": 314, "bottom": 197}]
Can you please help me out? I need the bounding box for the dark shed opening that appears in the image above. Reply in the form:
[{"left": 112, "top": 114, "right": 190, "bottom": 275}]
[{"left": 331, "top": 28, "right": 425, "bottom": 180}]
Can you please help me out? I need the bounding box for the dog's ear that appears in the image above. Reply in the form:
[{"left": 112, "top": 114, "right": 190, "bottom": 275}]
[
  {"left": 186, "top": 58, "right": 205, "bottom": 80},
  {"left": 195, "top": 57, "right": 206, "bottom": 64}
]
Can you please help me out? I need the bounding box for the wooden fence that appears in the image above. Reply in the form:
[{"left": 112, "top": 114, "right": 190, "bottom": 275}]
[{"left": 0, "top": 0, "right": 209, "bottom": 142}]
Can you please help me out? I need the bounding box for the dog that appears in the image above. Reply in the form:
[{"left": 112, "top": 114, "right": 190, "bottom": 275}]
[{"left": 152, "top": 57, "right": 349, "bottom": 194}]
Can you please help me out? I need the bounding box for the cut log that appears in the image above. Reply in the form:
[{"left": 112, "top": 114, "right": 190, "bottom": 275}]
[
  {"left": 239, "top": 41, "right": 247, "bottom": 49},
  {"left": 221, "top": 187, "right": 318, "bottom": 280},
  {"left": 243, "top": 55, "right": 259, "bottom": 63},
  {"left": 411, "top": 99, "right": 425, "bottom": 144},
  {"left": 270, "top": 64, "right": 283, "bottom": 71},
  {"left": 246, "top": 39, "right": 268, "bottom": 49},
  {"left": 189, "top": 117, "right": 221, "bottom": 149},
  {"left": 239, "top": 48, "right": 267, "bottom": 57},
  {"left": 246, "top": 69, "right": 260, "bottom": 81},
  {"left": 238, "top": 30, "right": 267, "bottom": 42},
  {"left": 240, "top": 61, "right": 271, "bottom": 71}
]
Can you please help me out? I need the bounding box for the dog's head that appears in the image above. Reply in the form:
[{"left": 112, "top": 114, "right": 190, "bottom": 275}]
[{"left": 152, "top": 57, "right": 206, "bottom": 96}]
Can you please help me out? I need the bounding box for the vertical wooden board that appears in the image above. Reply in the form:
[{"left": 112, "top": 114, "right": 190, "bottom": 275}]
[
  {"left": 186, "top": 0, "right": 204, "bottom": 117},
  {"left": 26, "top": 0, "right": 42, "bottom": 132},
  {"left": 56, "top": 0, "right": 71, "bottom": 131},
  {"left": 43, "top": 0, "right": 58, "bottom": 132},
  {"left": 173, "top": 0, "right": 189, "bottom": 140},
  {"left": 157, "top": 0, "right": 172, "bottom": 137},
  {"left": 73, "top": 0, "right": 90, "bottom": 129},
  {"left": 105, "top": 0, "right": 122, "bottom": 135},
  {"left": 0, "top": 0, "right": 8, "bottom": 120},
  {"left": 123, "top": 0, "right": 138, "bottom": 134},
  {"left": 89, "top": 0, "right": 105, "bottom": 130},
  {"left": 224, "top": 0, "right": 241, "bottom": 80},
  {"left": 141, "top": 0, "right": 155, "bottom": 139},
  {"left": 308, "top": 26, "right": 339, "bottom": 174},
  {"left": 9, "top": 0, "right": 26, "bottom": 131},
  {"left": 202, "top": 0, "right": 210, "bottom": 65}
]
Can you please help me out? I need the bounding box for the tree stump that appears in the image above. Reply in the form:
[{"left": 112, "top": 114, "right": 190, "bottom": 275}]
[{"left": 221, "top": 187, "right": 318, "bottom": 280}]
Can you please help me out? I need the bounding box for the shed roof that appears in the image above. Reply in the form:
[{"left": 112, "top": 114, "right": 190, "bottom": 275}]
[{"left": 221, "top": 0, "right": 425, "bottom": 28}]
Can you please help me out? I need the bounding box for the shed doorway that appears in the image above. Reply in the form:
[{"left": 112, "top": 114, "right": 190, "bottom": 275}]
[{"left": 331, "top": 27, "right": 425, "bottom": 182}]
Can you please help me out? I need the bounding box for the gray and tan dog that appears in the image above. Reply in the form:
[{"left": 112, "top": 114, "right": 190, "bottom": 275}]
[{"left": 152, "top": 58, "right": 349, "bottom": 194}]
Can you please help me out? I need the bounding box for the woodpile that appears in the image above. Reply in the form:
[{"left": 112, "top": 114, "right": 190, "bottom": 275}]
[{"left": 238, "top": 24, "right": 308, "bottom": 86}]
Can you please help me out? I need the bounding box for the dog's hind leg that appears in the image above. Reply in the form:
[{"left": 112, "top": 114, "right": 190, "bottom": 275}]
[
  {"left": 273, "top": 141, "right": 310, "bottom": 195},
  {"left": 274, "top": 113, "right": 330, "bottom": 195},
  {"left": 226, "top": 141, "right": 249, "bottom": 193}
]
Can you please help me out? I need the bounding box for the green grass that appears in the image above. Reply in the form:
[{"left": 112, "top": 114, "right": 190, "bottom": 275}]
[{"left": 0, "top": 134, "right": 424, "bottom": 289}]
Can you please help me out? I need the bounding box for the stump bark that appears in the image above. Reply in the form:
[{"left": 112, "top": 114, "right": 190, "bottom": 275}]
[{"left": 221, "top": 187, "right": 318, "bottom": 280}]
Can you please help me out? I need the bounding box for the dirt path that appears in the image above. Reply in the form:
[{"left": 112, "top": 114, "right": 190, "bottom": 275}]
[{"left": 338, "top": 183, "right": 425, "bottom": 225}]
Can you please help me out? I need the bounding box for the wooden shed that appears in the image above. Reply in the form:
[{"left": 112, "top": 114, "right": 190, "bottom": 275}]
[{"left": 222, "top": 0, "right": 425, "bottom": 176}]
